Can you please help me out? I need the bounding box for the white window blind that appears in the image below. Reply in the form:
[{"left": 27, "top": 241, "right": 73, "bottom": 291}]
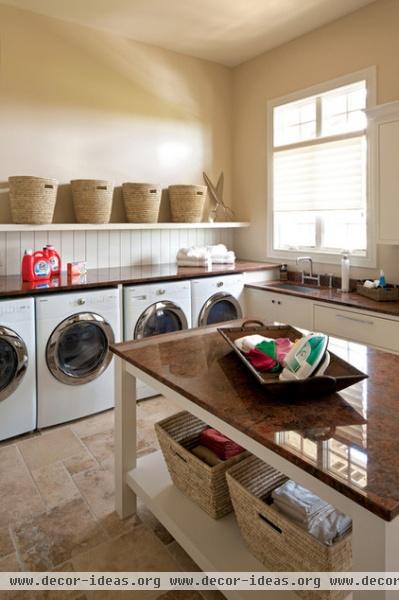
[
  {"left": 274, "top": 135, "right": 366, "bottom": 213},
  {"left": 270, "top": 76, "right": 370, "bottom": 259}
]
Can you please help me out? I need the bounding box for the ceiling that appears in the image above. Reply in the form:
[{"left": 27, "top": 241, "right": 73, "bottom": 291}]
[{"left": 2, "top": 0, "right": 376, "bottom": 66}]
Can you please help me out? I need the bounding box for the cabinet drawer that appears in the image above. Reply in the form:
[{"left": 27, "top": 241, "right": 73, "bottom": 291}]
[{"left": 314, "top": 304, "right": 399, "bottom": 352}]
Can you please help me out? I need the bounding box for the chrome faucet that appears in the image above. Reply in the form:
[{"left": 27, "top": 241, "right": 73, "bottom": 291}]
[{"left": 296, "top": 256, "right": 320, "bottom": 286}]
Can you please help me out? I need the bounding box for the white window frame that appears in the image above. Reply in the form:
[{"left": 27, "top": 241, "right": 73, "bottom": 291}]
[{"left": 267, "top": 67, "right": 377, "bottom": 268}]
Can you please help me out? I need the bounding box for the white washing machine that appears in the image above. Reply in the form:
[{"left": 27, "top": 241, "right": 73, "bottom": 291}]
[
  {"left": 36, "top": 288, "right": 120, "bottom": 428},
  {"left": 0, "top": 297, "right": 36, "bottom": 441},
  {"left": 124, "top": 280, "right": 191, "bottom": 399},
  {"left": 191, "top": 274, "right": 244, "bottom": 328}
]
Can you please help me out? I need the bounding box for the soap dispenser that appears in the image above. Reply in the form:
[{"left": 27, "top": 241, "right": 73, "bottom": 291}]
[{"left": 341, "top": 252, "right": 350, "bottom": 293}]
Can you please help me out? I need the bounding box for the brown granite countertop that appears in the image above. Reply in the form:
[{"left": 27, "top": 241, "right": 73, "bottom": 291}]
[
  {"left": 0, "top": 261, "right": 275, "bottom": 298},
  {"left": 111, "top": 321, "right": 399, "bottom": 521},
  {"left": 246, "top": 280, "right": 399, "bottom": 318}
]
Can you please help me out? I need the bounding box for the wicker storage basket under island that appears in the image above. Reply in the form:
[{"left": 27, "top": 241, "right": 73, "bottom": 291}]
[
  {"left": 8, "top": 176, "right": 58, "bottom": 224},
  {"left": 71, "top": 179, "right": 113, "bottom": 223},
  {"left": 122, "top": 183, "right": 161, "bottom": 223},
  {"left": 155, "top": 411, "right": 249, "bottom": 519},
  {"left": 226, "top": 455, "right": 352, "bottom": 600},
  {"left": 168, "top": 185, "right": 206, "bottom": 223}
]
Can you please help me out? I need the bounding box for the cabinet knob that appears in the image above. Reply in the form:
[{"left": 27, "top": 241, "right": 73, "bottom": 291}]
[
  {"left": 277, "top": 301, "right": 281, "bottom": 305},
  {"left": 217, "top": 281, "right": 224, "bottom": 288},
  {"left": 272, "top": 300, "right": 275, "bottom": 304}
]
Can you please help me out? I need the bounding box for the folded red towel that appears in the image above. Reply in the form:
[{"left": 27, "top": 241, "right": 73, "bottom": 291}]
[{"left": 200, "top": 428, "right": 245, "bottom": 460}]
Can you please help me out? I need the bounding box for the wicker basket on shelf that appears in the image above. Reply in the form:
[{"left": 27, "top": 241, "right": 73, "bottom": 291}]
[
  {"left": 122, "top": 183, "right": 161, "bottom": 223},
  {"left": 155, "top": 411, "right": 249, "bottom": 519},
  {"left": 168, "top": 184, "right": 206, "bottom": 223},
  {"left": 226, "top": 455, "right": 352, "bottom": 600},
  {"left": 8, "top": 176, "right": 58, "bottom": 224},
  {"left": 71, "top": 179, "right": 113, "bottom": 223}
]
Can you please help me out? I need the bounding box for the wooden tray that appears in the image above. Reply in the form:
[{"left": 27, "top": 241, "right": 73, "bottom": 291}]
[{"left": 217, "top": 320, "right": 368, "bottom": 397}]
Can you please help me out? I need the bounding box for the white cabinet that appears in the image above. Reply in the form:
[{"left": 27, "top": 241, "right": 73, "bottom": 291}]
[
  {"left": 368, "top": 101, "right": 399, "bottom": 244},
  {"left": 314, "top": 303, "right": 399, "bottom": 353},
  {"left": 244, "top": 288, "right": 313, "bottom": 330}
]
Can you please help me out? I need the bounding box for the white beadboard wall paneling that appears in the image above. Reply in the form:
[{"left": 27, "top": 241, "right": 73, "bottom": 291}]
[
  {"left": 85, "top": 231, "right": 98, "bottom": 269},
  {"left": 120, "top": 230, "right": 131, "bottom": 267},
  {"left": 73, "top": 231, "right": 86, "bottom": 262},
  {"left": 131, "top": 230, "right": 142, "bottom": 266},
  {"left": 109, "top": 231, "right": 121, "bottom": 267},
  {"left": 141, "top": 231, "right": 152, "bottom": 265},
  {"left": 0, "top": 228, "right": 237, "bottom": 275},
  {"left": 61, "top": 231, "right": 74, "bottom": 267},
  {"left": 6, "top": 232, "right": 20, "bottom": 276}
]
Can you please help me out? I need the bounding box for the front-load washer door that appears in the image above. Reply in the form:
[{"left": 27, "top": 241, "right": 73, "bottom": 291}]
[
  {"left": 0, "top": 326, "right": 28, "bottom": 401},
  {"left": 135, "top": 301, "right": 188, "bottom": 339},
  {"left": 46, "top": 312, "right": 115, "bottom": 385},
  {"left": 198, "top": 292, "right": 242, "bottom": 327}
]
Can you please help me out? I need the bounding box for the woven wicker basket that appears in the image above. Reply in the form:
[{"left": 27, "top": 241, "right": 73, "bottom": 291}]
[
  {"left": 8, "top": 176, "right": 58, "bottom": 224},
  {"left": 168, "top": 185, "right": 206, "bottom": 223},
  {"left": 71, "top": 179, "right": 113, "bottom": 224},
  {"left": 155, "top": 411, "right": 249, "bottom": 519},
  {"left": 122, "top": 183, "right": 161, "bottom": 223},
  {"left": 227, "top": 455, "right": 352, "bottom": 600}
]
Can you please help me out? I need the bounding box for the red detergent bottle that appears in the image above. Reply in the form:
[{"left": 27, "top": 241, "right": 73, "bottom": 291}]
[
  {"left": 43, "top": 244, "right": 61, "bottom": 276},
  {"left": 21, "top": 249, "right": 51, "bottom": 282}
]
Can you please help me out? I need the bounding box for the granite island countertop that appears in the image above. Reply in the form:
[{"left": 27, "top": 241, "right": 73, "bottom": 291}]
[
  {"left": 0, "top": 261, "right": 276, "bottom": 299},
  {"left": 111, "top": 320, "right": 399, "bottom": 521},
  {"left": 246, "top": 280, "right": 399, "bottom": 318}
]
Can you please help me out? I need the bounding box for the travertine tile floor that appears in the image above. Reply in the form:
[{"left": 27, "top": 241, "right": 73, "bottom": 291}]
[{"left": 0, "top": 396, "right": 223, "bottom": 600}]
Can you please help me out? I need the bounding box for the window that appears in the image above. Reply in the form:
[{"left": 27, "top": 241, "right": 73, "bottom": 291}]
[{"left": 268, "top": 70, "right": 376, "bottom": 266}]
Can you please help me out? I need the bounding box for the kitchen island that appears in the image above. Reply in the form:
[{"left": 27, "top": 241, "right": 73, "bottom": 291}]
[{"left": 110, "top": 321, "right": 399, "bottom": 600}]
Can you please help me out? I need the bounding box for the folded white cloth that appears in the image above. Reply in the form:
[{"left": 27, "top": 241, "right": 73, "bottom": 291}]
[
  {"left": 206, "top": 244, "right": 228, "bottom": 257},
  {"left": 234, "top": 334, "right": 270, "bottom": 353},
  {"left": 177, "top": 257, "right": 212, "bottom": 267},
  {"left": 272, "top": 481, "right": 352, "bottom": 545},
  {"left": 210, "top": 251, "right": 236, "bottom": 264},
  {"left": 176, "top": 246, "right": 210, "bottom": 260}
]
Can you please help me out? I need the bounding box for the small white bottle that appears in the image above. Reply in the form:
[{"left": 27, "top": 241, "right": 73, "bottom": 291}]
[{"left": 341, "top": 252, "right": 350, "bottom": 293}]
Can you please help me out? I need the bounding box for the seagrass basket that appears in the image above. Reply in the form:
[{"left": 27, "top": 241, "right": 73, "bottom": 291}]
[
  {"left": 155, "top": 411, "right": 249, "bottom": 519},
  {"left": 9, "top": 176, "right": 58, "bottom": 224},
  {"left": 227, "top": 455, "right": 352, "bottom": 600},
  {"left": 71, "top": 179, "right": 113, "bottom": 223},
  {"left": 168, "top": 185, "right": 206, "bottom": 223},
  {"left": 122, "top": 183, "right": 161, "bottom": 223}
]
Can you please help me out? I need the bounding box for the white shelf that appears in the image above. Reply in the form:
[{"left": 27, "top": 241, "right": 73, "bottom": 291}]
[
  {"left": 0, "top": 222, "right": 249, "bottom": 232},
  {"left": 127, "top": 451, "right": 295, "bottom": 600}
]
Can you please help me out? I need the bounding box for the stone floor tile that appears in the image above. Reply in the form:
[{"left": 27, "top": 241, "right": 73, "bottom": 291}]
[
  {"left": 18, "top": 429, "right": 83, "bottom": 472},
  {"left": 137, "top": 500, "right": 174, "bottom": 546},
  {"left": 72, "top": 526, "right": 181, "bottom": 600},
  {"left": 165, "top": 542, "right": 199, "bottom": 573},
  {"left": 63, "top": 449, "right": 98, "bottom": 476},
  {"left": 31, "top": 463, "right": 80, "bottom": 510},
  {"left": 0, "top": 446, "right": 45, "bottom": 528},
  {"left": 0, "top": 526, "right": 15, "bottom": 559},
  {"left": 72, "top": 466, "right": 114, "bottom": 520},
  {"left": 71, "top": 410, "right": 114, "bottom": 440},
  {"left": 80, "top": 431, "right": 114, "bottom": 465},
  {"left": 157, "top": 593, "right": 204, "bottom": 600},
  {"left": 13, "top": 497, "right": 107, "bottom": 571}
]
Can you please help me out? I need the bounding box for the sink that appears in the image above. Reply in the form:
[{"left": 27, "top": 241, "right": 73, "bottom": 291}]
[{"left": 268, "top": 282, "right": 319, "bottom": 295}]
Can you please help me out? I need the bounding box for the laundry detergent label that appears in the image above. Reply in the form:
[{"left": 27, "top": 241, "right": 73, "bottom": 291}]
[
  {"left": 34, "top": 260, "right": 50, "bottom": 277},
  {"left": 49, "top": 256, "right": 59, "bottom": 271}
]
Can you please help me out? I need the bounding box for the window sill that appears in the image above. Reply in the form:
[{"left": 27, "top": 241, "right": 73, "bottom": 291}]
[{"left": 267, "top": 247, "right": 377, "bottom": 269}]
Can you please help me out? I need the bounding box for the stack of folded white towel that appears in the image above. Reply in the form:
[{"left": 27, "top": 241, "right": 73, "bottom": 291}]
[
  {"left": 176, "top": 244, "right": 236, "bottom": 267},
  {"left": 272, "top": 480, "right": 352, "bottom": 546}
]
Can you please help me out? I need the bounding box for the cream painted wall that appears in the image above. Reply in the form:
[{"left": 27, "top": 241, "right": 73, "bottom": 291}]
[
  {"left": 0, "top": 3, "right": 232, "bottom": 226},
  {"left": 232, "top": 0, "right": 399, "bottom": 281}
]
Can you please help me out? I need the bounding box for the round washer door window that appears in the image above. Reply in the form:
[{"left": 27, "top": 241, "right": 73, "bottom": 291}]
[
  {"left": 135, "top": 301, "right": 188, "bottom": 339},
  {"left": 46, "top": 313, "right": 115, "bottom": 385},
  {"left": 0, "top": 327, "right": 28, "bottom": 402},
  {"left": 199, "top": 292, "right": 242, "bottom": 326}
]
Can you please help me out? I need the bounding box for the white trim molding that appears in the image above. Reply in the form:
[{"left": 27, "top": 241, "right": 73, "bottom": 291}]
[{"left": 266, "top": 67, "right": 377, "bottom": 269}]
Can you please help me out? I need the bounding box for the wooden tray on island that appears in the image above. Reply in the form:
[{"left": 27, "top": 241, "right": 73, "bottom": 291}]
[{"left": 217, "top": 320, "right": 368, "bottom": 397}]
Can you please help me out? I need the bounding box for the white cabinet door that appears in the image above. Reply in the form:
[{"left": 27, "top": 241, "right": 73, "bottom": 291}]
[
  {"left": 244, "top": 288, "right": 313, "bottom": 330},
  {"left": 378, "top": 119, "right": 399, "bottom": 244},
  {"left": 314, "top": 303, "right": 399, "bottom": 353},
  {"left": 244, "top": 288, "right": 279, "bottom": 323}
]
